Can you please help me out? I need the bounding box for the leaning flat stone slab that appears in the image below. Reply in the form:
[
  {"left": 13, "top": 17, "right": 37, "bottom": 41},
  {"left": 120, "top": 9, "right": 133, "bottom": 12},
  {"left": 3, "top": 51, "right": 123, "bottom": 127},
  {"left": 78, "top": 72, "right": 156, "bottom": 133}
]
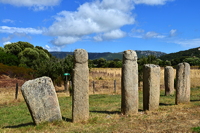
[{"left": 21, "top": 76, "right": 62, "bottom": 125}]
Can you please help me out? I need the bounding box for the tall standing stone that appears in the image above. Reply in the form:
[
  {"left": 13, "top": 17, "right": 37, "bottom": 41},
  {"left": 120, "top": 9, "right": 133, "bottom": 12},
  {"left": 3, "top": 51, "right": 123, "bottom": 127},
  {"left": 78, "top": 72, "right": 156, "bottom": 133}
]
[
  {"left": 143, "top": 64, "right": 160, "bottom": 111},
  {"left": 175, "top": 62, "right": 190, "bottom": 104},
  {"left": 121, "top": 50, "right": 138, "bottom": 115},
  {"left": 72, "top": 49, "right": 89, "bottom": 123},
  {"left": 164, "top": 66, "right": 174, "bottom": 96},
  {"left": 21, "top": 76, "right": 62, "bottom": 125}
]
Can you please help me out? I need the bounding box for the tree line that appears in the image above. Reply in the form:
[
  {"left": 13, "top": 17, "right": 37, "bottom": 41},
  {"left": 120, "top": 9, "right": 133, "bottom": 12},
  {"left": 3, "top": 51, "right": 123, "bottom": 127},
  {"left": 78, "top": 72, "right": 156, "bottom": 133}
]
[{"left": 1, "top": 41, "right": 199, "bottom": 86}]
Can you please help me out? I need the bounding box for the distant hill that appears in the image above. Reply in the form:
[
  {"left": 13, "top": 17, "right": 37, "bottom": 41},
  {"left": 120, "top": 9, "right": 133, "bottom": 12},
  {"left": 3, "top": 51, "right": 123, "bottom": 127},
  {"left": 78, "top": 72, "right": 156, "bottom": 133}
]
[
  {"left": 50, "top": 50, "right": 166, "bottom": 60},
  {"left": 159, "top": 47, "right": 200, "bottom": 61}
]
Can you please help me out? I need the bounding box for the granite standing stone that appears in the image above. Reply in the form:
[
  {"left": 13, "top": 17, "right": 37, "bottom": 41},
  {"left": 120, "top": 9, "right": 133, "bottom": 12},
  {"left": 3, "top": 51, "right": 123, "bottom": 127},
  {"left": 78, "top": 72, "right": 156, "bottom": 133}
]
[
  {"left": 72, "top": 49, "right": 89, "bottom": 123},
  {"left": 21, "top": 76, "right": 62, "bottom": 125},
  {"left": 143, "top": 64, "right": 160, "bottom": 111},
  {"left": 121, "top": 50, "right": 138, "bottom": 115},
  {"left": 164, "top": 66, "right": 174, "bottom": 96},
  {"left": 175, "top": 62, "right": 190, "bottom": 104}
]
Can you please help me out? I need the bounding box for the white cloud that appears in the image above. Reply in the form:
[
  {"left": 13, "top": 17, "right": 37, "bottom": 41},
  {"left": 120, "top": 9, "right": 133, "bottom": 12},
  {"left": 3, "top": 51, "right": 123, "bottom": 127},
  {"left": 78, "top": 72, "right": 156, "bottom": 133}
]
[
  {"left": 169, "top": 29, "right": 177, "bottom": 37},
  {"left": 132, "top": 29, "right": 145, "bottom": 33},
  {"left": 93, "top": 35, "right": 103, "bottom": 42},
  {"left": 0, "top": 0, "right": 61, "bottom": 11},
  {"left": 144, "top": 31, "right": 165, "bottom": 39},
  {"left": 2, "top": 19, "right": 14, "bottom": 23},
  {"left": 103, "top": 29, "right": 126, "bottom": 40},
  {"left": 44, "top": 45, "right": 61, "bottom": 51},
  {"left": 173, "top": 38, "right": 200, "bottom": 48},
  {"left": 133, "top": 0, "right": 174, "bottom": 5},
  {"left": 0, "top": 32, "right": 31, "bottom": 43},
  {"left": 3, "top": 41, "right": 11, "bottom": 45},
  {"left": 94, "top": 29, "right": 126, "bottom": 41},
  {"left": 46, "top": 0, "right": 135, "bottom": 45},
  {"left": 0, "top": 26, "right": 43, "bottom": 34},
  {"left": 51, "top": 36, "right": 80, "bottom": 46},
  {"left": 130, "top": 29, "right": 166, "bottom": 39}
]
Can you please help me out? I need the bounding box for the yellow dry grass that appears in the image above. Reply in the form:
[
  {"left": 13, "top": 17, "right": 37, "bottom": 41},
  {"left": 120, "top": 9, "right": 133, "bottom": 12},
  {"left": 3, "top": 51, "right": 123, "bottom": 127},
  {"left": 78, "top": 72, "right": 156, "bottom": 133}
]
[
  {"left": 90, "top": 68, "right": 200, "bottom": 93},
  {"left": 1, "top": 67, "right": 200, "bottom": 105},
  {"left": 0, "top": 88, "right": 24, "bottom": 106}
]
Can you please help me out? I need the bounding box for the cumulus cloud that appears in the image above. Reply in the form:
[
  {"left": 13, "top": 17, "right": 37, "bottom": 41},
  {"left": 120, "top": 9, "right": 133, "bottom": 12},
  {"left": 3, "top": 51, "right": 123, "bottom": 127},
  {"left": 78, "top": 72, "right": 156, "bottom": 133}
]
[
  {"left": 46, "top": 0, "right": 135, "bottom": 45},
  {"left": 2, "top": 19, "right": 14, "bottom": 23},
  {"left": 3, "top": 41, "right": 11, "bottom": 45},
  {"left": 51, "top": 36, "right": 80, "bottom": 46},
  {"left": 130, "top": 29, "right": 166, "bottom": 39},
  {"left": 133, "top": 0, "right": 174, "bottom": 5},
  {"left": 144, "top": 31, "right": 162, "bottom": 39},
  {"left": 169, "top": 29, "right": 177, "bottom": 37},
  {"left": 173, "top": 38, "right": 200, "bottom": 48},
  {"left": 44, "top": 45, "right": 61, "bottom": 51},
  {"left": 0, "top": 26, "right": 43, "bottom": 34},
  {"left": 0, "top": 0, "right": 61, "bottom": 11},
  {"left": 0, "top": 32, "right": 31, "bottom": 43},
  {"left": 94, "top": 29, "right": 126, "bottom": 41}
]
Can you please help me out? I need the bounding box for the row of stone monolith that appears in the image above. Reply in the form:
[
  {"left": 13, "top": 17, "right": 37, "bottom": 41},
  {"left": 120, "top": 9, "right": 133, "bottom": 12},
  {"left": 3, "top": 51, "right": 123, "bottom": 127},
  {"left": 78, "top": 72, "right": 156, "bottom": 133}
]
[
  {"left": 143, "top": 64, "right": 160, "bottom": 111},
  {"left": 175, "top": 62, "right": 190, "bottom": 104},
  {"left": 121, "top": 50, "right": 138, "bottom": 115},
  {"left": 20, "top": 49, "right": 191, "bottom": 125},
  {"left": 72, "top": 49, "right": 89, "bottom": 123},
  {"left": 164, "top": 66, "right": 174, "bottom": 96}
]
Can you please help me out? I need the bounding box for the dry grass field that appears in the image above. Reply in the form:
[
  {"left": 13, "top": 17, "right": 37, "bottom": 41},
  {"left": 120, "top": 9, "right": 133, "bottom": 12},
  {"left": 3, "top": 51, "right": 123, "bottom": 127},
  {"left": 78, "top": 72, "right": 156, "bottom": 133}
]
[
  {"left": 1, "top": 67, "right": 200, "bottom": 105},
  {"left": 0, "top": 68, "right": 200, "bottom": 132},
  {"left": 89, "top": 68, "right": 200, "bottom": 94}
]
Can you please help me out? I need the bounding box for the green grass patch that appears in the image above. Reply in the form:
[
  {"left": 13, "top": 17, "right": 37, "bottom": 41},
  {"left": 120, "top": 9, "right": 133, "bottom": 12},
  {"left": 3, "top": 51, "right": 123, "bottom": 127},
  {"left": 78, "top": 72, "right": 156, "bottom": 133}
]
[
  {"left": 0, "top": 89, "right": 200, "bottom": 132},
  {"left": 192, "top": 127, "right": 200, "bottom": 132}
]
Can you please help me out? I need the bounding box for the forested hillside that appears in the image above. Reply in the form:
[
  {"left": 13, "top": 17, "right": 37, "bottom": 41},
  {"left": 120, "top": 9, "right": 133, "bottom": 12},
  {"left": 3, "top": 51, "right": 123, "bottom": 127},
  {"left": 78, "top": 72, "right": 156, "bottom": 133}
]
[
  {"left": 159, "top": 47, "right": 200, "bottom": 66},
  {"left": 1, "top": 41, "right": 200, "bottom": 86},
  {"left": 50, "top": 50, "right": 166, "bottom": 60},
  {"left": 0, "top": 41, "right": 73, "bottom": 86}
]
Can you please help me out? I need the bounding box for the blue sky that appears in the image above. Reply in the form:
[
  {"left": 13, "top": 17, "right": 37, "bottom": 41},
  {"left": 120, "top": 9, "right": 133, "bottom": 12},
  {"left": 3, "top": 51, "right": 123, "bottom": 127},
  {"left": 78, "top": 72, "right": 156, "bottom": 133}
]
[{"left": 0, "top": 0, "right": 200, "bottom": 54}]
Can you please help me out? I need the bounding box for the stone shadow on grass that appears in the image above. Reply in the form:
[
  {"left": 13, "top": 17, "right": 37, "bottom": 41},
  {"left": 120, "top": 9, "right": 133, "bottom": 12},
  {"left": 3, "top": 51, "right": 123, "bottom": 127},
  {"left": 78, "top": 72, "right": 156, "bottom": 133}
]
[
  {"left": 62, "top": 116, "right": 72, "bottom": 122},
  {"left": 90, "top": 110, "right": 120, "bottom": 115},
  {"left": 159, "top": 103, "right": 174, "bottom": 106},
  {"left": 190, "top": 100, "right": 200, "bottom": 102},
  {"left": 3, "top": 122, "right": 35, "bottom": 128}
]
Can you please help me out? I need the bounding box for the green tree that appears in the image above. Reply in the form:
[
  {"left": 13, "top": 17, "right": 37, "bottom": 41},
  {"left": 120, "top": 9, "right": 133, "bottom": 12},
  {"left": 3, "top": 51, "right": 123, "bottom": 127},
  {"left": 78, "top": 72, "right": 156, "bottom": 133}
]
[
  {"left": 4, "top": 43, "right": 22, "bottom": 56},
  {"left": 138, "top": 55, "right": 161, "bottom": 86},
  {"left": 93, "top": 58, "right": 107, "bottom": 67},
  {"left": 0, "top": 47, "right": 5, "bottom": 52},
  {"left": 0, "top": 52, "right": 19, "bottom": 66},
  {"left": 18, "top": 48, "right": 39, "bottom": 68},
  {"left": 17, "top": 41, "right": 34, "bottom": 50},
  {"left": 183, "top": 57, "right": 200, "bottom": 66}
]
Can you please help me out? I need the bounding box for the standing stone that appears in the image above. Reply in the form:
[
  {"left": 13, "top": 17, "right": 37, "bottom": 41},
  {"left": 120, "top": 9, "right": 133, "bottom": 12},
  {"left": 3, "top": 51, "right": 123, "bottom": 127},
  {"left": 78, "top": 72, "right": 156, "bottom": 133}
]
[
  {"left": 21, "top": 76, "right": 62, "bottom": 125},
  {"left": 164, "top": 66, "right": 174, "bottom": 96},
  {"left": 175, "top": 62, "right": 190, "bottom": 104},
  {"left": 143, "top": 64, "right": 160, "bottom": 111},
  {"left": 121, "top": 50, "right": 138, "bottom": 115},
  {"left": 72, "top": 49, "right": 89, "bottom": 123}
]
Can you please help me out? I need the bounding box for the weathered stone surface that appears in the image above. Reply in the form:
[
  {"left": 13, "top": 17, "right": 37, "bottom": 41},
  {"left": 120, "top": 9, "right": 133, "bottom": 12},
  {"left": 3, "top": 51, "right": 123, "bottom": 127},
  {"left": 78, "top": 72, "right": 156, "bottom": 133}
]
[
  {"left": 164, "top": 66, "right": 174, "bottom": 96},
  {"left": 72, "top": 49, "right": 89, "bottom": 123},
  {"left": 21, "top": 76, "right": 62, "bottom": 125},
  {"left": 175, "top": 62, "right": 190, "bottom": 104},
  {"left": 121, "top": 50, "right": 138, "bottom": 115},
  {"left": 143, "top": 64, "right": 160, "bottom": 111}
]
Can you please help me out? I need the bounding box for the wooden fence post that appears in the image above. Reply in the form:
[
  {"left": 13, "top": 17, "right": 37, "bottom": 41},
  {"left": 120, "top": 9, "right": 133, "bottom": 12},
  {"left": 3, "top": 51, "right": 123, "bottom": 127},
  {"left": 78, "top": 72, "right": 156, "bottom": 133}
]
[
  {"left": 114, "top": 80, "right": 116, "bottom": 93},
  {"left": 93, "top": 81, "right": 95, "bottom": 94},
  {"left": 15, "top": 83, "right": 18, "bottom": 100}
]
